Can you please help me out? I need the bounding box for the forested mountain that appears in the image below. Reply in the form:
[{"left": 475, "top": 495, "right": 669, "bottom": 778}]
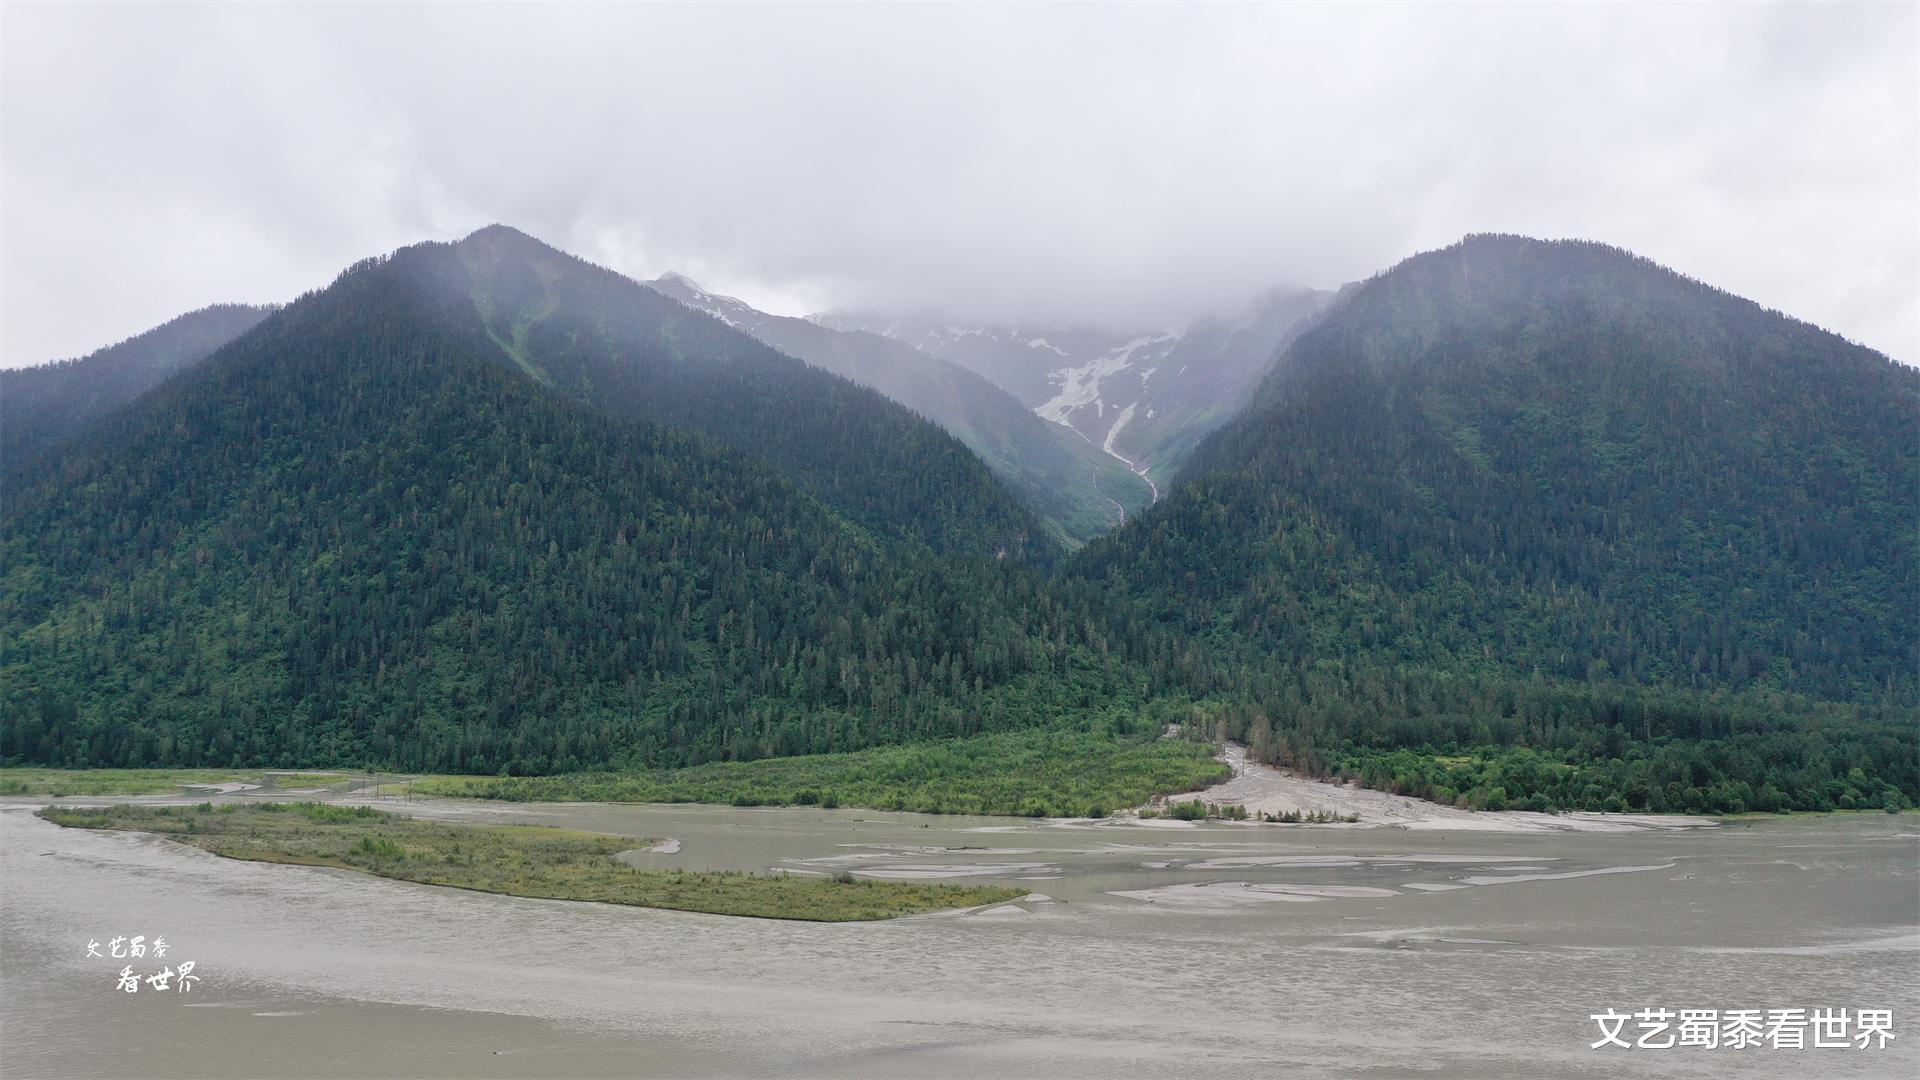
[
  {"left": 648, "top": 272, "right": 1151, "bottom": 544},
  {"left": 1, "top": 304, "right": 274, "bottom": 475},
  {"left": 0, "top": 232, "right": 1143, "bottom": 772},
  {"left": 819, "top": 287, "right": 1330, "bottom": 494},
  {"left": 1075, "top": 235, "right": 1919, "bottom": 813},
  {"left": 451, "top": 226, "right": 1050, "bottom": 561}
]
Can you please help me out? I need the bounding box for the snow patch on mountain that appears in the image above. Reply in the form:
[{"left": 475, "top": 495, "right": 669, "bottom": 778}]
[
  {"left": 1100, "top": 403, "right": 1158, "bottom": 501},
  {"left": 1026, "top": 331, "right": 1178, "bottom": 502},
  {"left": 810, "top": 287, "right": 1331, "bottom": 510},
  {"left": 651, "top": 273, "right": 759, "bottom": 330},
  {"left": 1034, "top": 332, "right": 1176, "bottom": 426},
  {"left": 1102, "top": 403, "right": 1136, "bottom": 457}
]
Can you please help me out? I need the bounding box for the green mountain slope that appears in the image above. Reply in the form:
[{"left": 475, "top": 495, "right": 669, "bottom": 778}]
[
  {"left": 648, "top": 272, "right": 1151, "bottom": 545},
  {"left": 1073, "top": 234, "right": 1919, "bottom": 811},
  {"left": 0, "top": 237, "right": 1140, "bottom": 773},
  {"left": 451, "top": 226, "right": 1053, "bottom": 562},
  {"left": 2, "top": 304, "right": 274, "bottom": 475}
]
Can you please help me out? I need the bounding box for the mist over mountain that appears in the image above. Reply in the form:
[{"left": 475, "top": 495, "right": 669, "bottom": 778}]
[
  {"left": 647, "top": 273, "right": 1151, "bottom": 545},
  {"left": 819, "top": 286, "right": 1333, "bottom": 494},
  {"left": 448, "top": 226, "right": 1052, "bottom": 561},
  {"left": 1, "top": 303, "right": 274, "bottom": 475}
]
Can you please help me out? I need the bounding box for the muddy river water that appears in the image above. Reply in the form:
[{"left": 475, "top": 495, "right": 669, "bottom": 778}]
[{"left": 2, "top": 796, "right": 1914, "bottom": 1078}]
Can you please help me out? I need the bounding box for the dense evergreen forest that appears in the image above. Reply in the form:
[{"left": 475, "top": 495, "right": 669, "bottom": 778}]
[
  {"left": 1078, "top": 235, "right": 1918, "bottom": 811},
  {"left": 452, "top": 226, "right": 1052, "bottom": 562},
  {"left": 2, "top": 229, "right": 1914, "bottom": 813}
]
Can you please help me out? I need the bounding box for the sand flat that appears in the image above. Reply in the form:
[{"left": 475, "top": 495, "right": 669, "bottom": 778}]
[
  {"left": 1111, "top": 881, "right": 1403, "bottom": 907},
  {"left": 1161, "top": 745, "right": 1717, "bottom": 833},
  {"left": 1457, "top": 863, "right": 1675, "bottom": 886}
]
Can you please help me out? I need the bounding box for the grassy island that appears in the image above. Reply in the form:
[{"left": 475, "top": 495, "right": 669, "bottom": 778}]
[{"left": 38, "top": 802, "right": 1023, "bottom": 921}]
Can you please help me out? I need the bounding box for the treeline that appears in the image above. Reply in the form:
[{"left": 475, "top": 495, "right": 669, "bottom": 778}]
[
  {"left": 1324, "top": 737, "right": 1913, "bottom": 815},
  {"left": 410, "top": 727, "right": 1228, "bottom": 818},
  {"left": 1163, "top": 671, "right": 1918, "bottom": 813}
]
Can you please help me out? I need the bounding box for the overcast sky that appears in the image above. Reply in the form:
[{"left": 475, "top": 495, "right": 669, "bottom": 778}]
[{"left": 3, "top": 2, "right": 1915, "bottom": 367}]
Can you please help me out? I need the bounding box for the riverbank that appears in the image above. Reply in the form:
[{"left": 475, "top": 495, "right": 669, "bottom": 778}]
[
  {"left": 38, "top": 802, "right": 1023, "bottom": 921},
  {"left": 0, "top": 767, "right": 375, "bottom": 797},
  {"left": 1160, "top": 744, "right": 1718, "bottom": 833},
  {"left": 0, "top": 767, "right": 265, "bottom": 796}
]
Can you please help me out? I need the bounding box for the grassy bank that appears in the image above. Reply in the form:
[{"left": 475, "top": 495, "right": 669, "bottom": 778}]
[
  {"left": 410, "top": 729, "right": 1230, "bottom": 817},
  {"left": 0, "top": 767, "right": 360, "bottom": 796},
  {"left": 0, "top": 768, "right": 260, "bottom": 796},
  {"left": 38, "top": 803, "right": 1022, "bottom": 921}
]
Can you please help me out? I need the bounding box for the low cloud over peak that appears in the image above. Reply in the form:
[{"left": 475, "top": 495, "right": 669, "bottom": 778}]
[{"left": 3, "top": 3, "right": 1914, "bottom": 365}]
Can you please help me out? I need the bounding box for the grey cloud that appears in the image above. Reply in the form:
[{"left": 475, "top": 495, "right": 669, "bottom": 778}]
[{"left": 3, "top": 2, "right": 1914, "bottom": 366}]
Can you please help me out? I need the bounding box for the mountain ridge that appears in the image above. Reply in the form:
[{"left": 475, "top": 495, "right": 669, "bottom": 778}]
[
  {"left": 647, "top": 271, "right": 1152, "bottom": 544},
  {"left": 1078, "top": 230, "right": 1916, "bottom": 719},
  {"left": 443, "top": 225, "right": 1055, "bottom": 562},
  {"left": 816, "top": 285, "right": 1332, "bottom": 489},
  {"left": 1, "top": 303, "right": 276, "bottom": 476}
]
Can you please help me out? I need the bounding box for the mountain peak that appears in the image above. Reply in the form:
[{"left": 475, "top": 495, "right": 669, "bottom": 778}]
[
  {"left": 654, "top": 270, "right": 707, "bottom": 294},
  {"left": 647, "top": 272, "right": 763, "bottom": 331},
  {"left": 461, "top": 222, "right": 538, "bottom": 244},
  {"left": 454, "top": 224, "right": 563, "bottom": 263}
]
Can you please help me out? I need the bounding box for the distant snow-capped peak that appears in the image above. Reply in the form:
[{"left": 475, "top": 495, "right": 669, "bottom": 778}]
[{"left": 649, "top": 273, "right": 761, "bottom": 330}]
